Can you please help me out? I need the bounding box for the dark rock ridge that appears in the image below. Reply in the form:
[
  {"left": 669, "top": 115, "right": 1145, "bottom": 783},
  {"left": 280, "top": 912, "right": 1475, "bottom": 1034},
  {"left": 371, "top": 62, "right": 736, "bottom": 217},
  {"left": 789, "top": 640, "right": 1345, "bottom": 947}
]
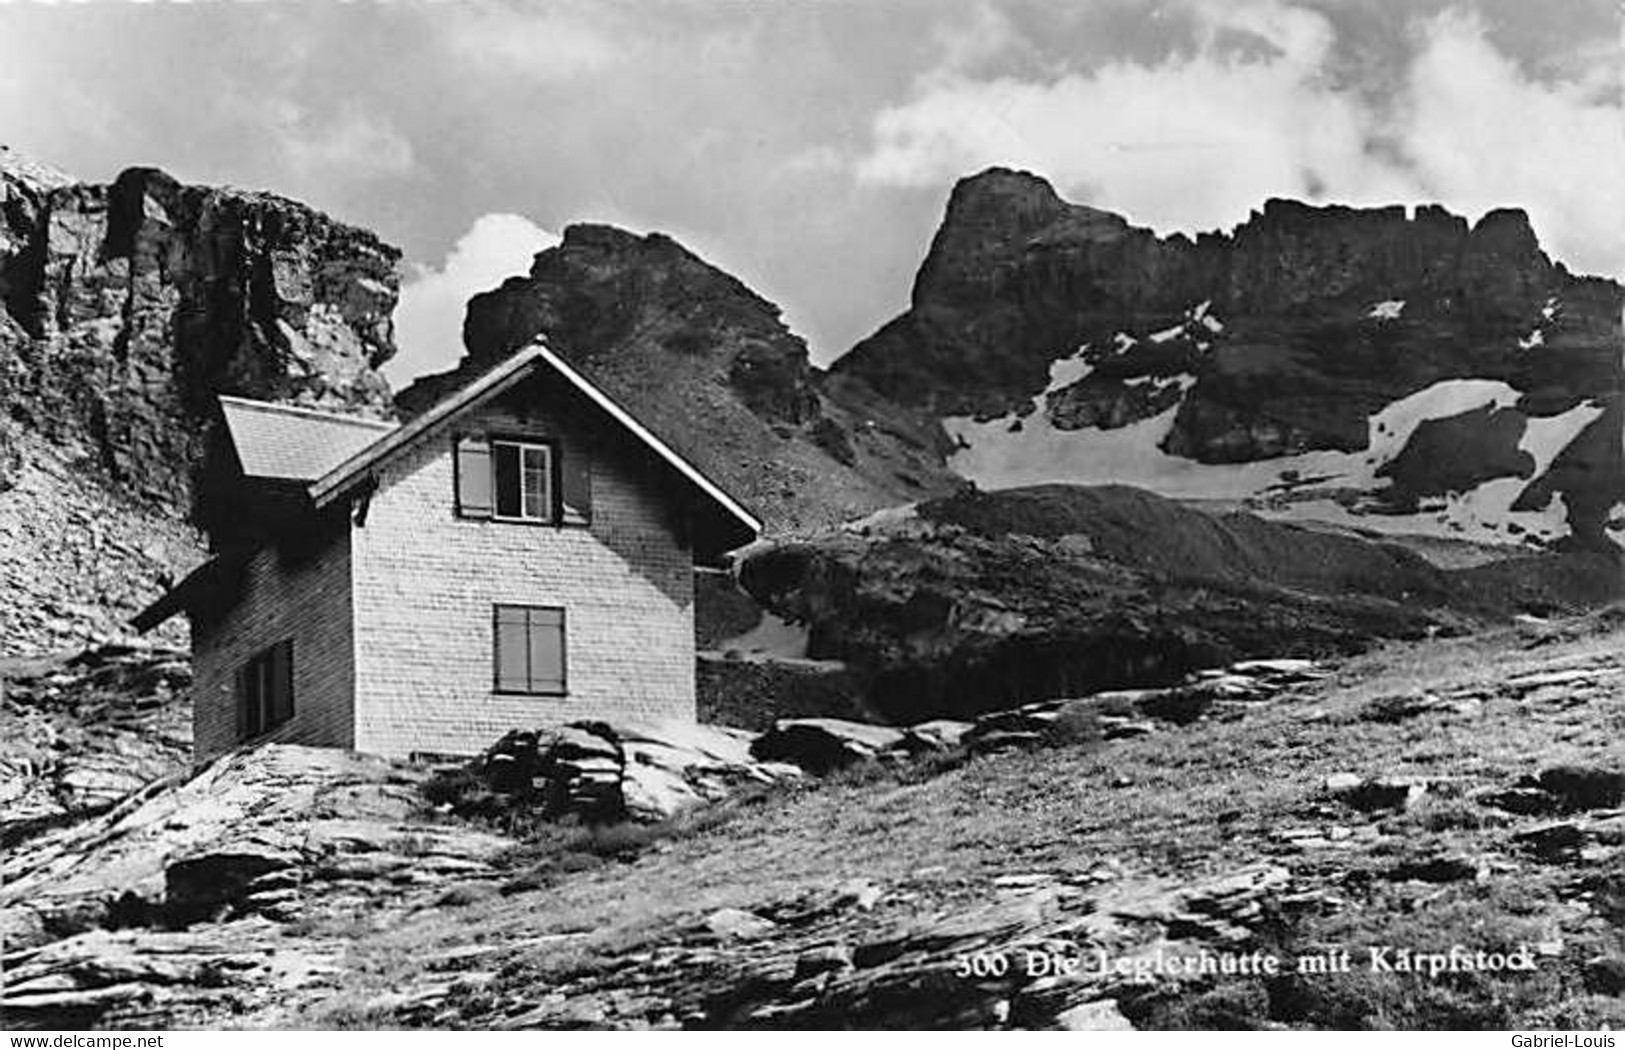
[
  {"left": 399, "top": 223, "right": 960, "bottom": 533},
  {"left": 735, "top": 484, "right": 1622, "bottom": 722},
  {"left": 832, "top": 167, "right": 1625, "bottom": 549},
  {"left": 1, "top": 148, "right": 400, "bottom": 513},
  {"left": 697, "top": 652, "right": 871, "bottom": 732}
]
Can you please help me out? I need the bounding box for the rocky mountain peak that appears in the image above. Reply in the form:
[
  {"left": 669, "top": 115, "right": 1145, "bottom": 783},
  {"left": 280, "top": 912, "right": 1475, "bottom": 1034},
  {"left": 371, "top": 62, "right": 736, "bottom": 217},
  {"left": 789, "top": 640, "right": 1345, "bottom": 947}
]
[
  {"left": 833, "top": 168, "right": 1623, "bottom": 553},
  {"left": 454, "top": 221, "right": 818, "bottom": 432},
  {"left": 938, "top": 167, "right": 1068, "bottom": 231},
  {"left": 1471, "top": 206, "right": 1540, "bottom": 248},
  {"left": 462, "top": 223, "right": 800, "bottom": 414},
  {"left": 405, "top": 220, "right": 958, "bottom": 533},
  {"left": 916, "top": 168, "right": 1132, "bottom": 309},
  {"left": 0, "top": 144, "right": 75, "bottom": 194}
]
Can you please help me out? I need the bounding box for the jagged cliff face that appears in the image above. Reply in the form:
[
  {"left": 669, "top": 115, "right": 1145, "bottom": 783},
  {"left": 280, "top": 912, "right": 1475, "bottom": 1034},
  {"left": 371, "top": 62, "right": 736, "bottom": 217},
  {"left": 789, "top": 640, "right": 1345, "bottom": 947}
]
[
  {"left": 833, "top": 168, "right": 1625, "bottom": 552},
  {"left": 401, "top": 224, "right": 959, "bottom": 533},
  {"left": 0, "top": 151, "right": 399, "bottom": 509},
  {"left": 0, "top": 147, "right": 401, "bottom": 653}
]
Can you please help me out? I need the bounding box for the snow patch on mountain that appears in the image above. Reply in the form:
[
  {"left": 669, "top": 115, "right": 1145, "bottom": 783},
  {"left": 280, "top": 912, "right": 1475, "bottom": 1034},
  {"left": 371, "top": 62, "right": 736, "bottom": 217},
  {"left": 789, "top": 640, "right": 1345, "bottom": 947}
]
[
  {"left": 944, "top": 379, "right": 1604, "bottom": 547},
  {"left": 1522, "top": 402, "right": 1606, "bottom": 472},
  {"left": 1043, "top": 346, "right": 1094, "bottom": 394}
]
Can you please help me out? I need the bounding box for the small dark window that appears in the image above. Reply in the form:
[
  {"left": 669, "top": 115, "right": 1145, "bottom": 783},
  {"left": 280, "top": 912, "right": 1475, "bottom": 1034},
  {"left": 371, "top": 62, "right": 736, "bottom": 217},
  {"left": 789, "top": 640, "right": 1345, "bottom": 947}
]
[
  {"left": 238, "top": 639, "right": 293, "bottom": 739},
  {"left": 456, "top": 434, "right": 591, "bottom": 525},
  {"left": 492, "top": 440, "right": 553, "bottom": 522},
  {"left": 493, "top": 605, "right": 566, "bottom": 695}
]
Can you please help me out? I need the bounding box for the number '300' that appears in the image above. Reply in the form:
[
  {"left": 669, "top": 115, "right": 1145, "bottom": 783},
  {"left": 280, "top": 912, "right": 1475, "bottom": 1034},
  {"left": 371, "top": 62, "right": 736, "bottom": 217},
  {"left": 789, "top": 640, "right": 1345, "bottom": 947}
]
[{"left": 954, "top": 952, "right": 1009, "bottom": 977}]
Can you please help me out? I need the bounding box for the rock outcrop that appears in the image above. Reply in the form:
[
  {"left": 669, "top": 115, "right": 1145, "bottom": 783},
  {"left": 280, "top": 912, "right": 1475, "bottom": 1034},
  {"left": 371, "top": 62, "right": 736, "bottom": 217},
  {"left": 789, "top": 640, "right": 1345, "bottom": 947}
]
[
  {"left": 1, "top": 642, "right": 191, "bottom": 849},
  {"left": 400, "top": 223, "right": 960, "bottom": 532},
  {"left": 735, "top": 484, "right": 1620, "bottom": 722},
  {"left": 696, "top": 652, "right": 871, "bottom": 732},
  {"left": 451, "top": 656, "right": 1326, "bottom": 820},
  {"left": 0, "top": 745, "right": 513, "bottom": 1027},
  {"left": 371, "top": 622, "right": 1625, "bottom": 1031},
  {"left": 7, "top": 672, "right": 1314, "bottom": 1029},
  {"left": 745, "top": 658, "right": 1328, "bottom": 773},
  {"left": 833, "top": 167, "right": 1625, "bottom": 551},
  {"left": 5, "top": 623, "right": 1621, "bottom": 1029},
  {"left": 443, "top": 862, "right": 1296, "bottom": 1030},
  {"left": 0, "top": 147, "right": 402, "bottom": 653},
  {"left": 1, "top": 149, "right": 399, "bottom": 508},
  {"left": 0, "top": 427, "right": 204, "bottom": 654},
  {"left": 463, "top": 719, "right": 803, "bottom": 825}
]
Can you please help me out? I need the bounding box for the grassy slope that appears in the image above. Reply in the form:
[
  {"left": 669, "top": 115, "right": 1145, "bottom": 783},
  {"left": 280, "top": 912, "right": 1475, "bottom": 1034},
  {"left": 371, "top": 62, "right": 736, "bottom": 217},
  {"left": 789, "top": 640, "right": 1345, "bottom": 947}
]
[{"left": 278, "top": 617, "right": 1625, "bottom": 1030}]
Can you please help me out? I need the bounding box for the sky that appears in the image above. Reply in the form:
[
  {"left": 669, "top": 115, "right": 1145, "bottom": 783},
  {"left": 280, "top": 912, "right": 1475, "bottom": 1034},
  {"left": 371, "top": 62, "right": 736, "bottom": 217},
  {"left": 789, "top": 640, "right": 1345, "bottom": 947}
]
[{"left": 0, "top": 0, "right": 1619, "bottom": 385}]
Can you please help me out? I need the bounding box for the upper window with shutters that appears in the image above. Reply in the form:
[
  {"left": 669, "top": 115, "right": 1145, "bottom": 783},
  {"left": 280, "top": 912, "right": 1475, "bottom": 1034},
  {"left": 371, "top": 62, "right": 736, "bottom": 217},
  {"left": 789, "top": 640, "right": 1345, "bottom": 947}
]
[{"left": 453, "top": 433, "right": 592, "bottom": 526}]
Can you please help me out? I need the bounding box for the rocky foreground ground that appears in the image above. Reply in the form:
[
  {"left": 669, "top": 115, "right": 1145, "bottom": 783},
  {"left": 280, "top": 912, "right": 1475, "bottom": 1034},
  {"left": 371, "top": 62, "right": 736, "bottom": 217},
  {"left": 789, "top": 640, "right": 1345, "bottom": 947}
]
[
  {"left": 3, "top": 612, "right": 1623, "bottom": 1030},
  {"left": 1, "top": 642, "right": 191, "bottom": 848}
]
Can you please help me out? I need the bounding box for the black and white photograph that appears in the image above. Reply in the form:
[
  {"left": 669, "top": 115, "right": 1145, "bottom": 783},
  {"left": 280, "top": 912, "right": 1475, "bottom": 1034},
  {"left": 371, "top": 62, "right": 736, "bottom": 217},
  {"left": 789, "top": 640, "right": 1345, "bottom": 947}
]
[{"left": 0, "top": 0, "right": 1621, "bottom": 1034}]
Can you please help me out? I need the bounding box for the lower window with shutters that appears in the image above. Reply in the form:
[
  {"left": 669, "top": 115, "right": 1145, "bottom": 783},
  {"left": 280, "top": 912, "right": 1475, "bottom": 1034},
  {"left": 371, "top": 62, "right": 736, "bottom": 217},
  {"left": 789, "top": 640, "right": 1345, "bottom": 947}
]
[
  {"left": 493, "top": 605, "right": 567, "bottom": 696},
  {"left": 238, "top": 639, "right": 294, "bottom": 740}
]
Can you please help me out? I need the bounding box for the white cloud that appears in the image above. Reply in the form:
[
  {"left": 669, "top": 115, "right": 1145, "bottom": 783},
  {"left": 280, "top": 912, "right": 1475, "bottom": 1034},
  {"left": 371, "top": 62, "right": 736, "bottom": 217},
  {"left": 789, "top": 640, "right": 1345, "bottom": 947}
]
[
  {"left": 857, "top": 1, "right": 1409, "bottom": 235},
  {"left": 1400, "top": 12, "right": 1625, "bottom": 279},
  {"left": 854, "top": 2, "right": 1624, "bottom": 278},
  {"left": 388, "top": 213, "right": 559, "bottom": 386}
]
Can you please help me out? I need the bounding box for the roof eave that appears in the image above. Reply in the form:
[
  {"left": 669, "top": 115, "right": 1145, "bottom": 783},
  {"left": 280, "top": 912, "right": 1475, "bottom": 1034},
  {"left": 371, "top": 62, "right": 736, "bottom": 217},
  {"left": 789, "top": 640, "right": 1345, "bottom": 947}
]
[
  {"left": 530, "top": 344, "right": 763, "bottom": 539},
  {"left": 130, "top": 550, "right": 253, "bottom": 633},
  {"left": 307, "top": 346, "right": 549, "bottom": 509}
]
